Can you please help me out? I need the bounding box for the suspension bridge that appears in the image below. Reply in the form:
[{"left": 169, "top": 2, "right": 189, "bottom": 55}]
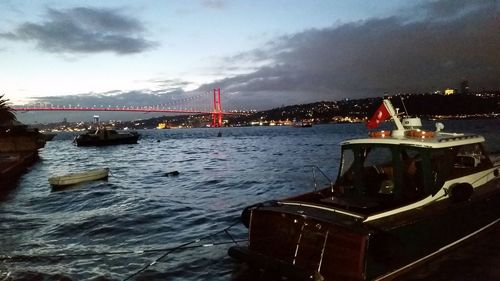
[{"left": 13, "top": 88, "right": 243, "bottom": 127}]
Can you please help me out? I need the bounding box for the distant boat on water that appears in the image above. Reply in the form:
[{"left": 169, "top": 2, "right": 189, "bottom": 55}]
[
  {"left": 74, "top": 127, "right": 139, "bottom": 147},
  {"left": 292, "top": 120, "right": 313, "bottom": 127}
]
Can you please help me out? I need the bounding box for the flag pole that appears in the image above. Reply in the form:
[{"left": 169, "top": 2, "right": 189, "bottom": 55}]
[{"left": 382, "top": 99, "right": 405, "bottom": 134}]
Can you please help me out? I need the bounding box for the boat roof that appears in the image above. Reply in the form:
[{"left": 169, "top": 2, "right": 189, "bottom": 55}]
[
  {"left": 344, "top": 99, "right": 488, "bottom": 149},
  {"left": 341, "top": 132, "right": 485, "bottom": 149}
]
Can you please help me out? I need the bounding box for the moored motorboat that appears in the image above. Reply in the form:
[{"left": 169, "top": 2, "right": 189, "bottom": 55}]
[
  {"left": 229, "top": 99, "right": 500, "bottom": 280},
  {"left": 48, "top": 167, "right": 109, "bottom": 188},
  {"left": 74, "top": 127, "right": 139, "bottom": 147}
]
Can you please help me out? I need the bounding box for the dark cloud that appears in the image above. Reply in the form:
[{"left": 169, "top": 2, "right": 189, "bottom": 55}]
[
  {"left": 0, "top": 7, "right": 157, "bottom": 54},
  {"left": 211, "top": 0, "right": 500, "bottom": 109},
  {"left": 147, "top": 79, "right": 194, "bottom": 92},
  {"left": 415, "top": 0, "right": 494, "bottom": 20},
  {"left": 27, "top": 90, "right": 186, "bottom": 107}
]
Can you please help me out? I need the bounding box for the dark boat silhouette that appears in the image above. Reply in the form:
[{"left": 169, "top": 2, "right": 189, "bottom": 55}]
[{"left": 74, "top": 127, "right": 139, "bottom": 147}]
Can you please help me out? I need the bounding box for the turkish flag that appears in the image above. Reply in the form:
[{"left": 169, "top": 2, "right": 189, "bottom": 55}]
[{"left": 366, "top": 103, "right": 391, "bottom": 129}]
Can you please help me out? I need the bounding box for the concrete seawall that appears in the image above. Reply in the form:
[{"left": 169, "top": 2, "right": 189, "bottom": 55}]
[{"left": 0, "top": 127, "right": 46, "bottom": 191}]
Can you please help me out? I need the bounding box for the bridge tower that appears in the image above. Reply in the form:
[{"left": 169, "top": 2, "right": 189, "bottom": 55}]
[{"left": 212, "top": 88, "right": 222, "bottom": 127}]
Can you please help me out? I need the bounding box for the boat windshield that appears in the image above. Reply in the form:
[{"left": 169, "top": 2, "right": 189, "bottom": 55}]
[{"left": 333, "top": 144, "right": 430, "bottom": 213}]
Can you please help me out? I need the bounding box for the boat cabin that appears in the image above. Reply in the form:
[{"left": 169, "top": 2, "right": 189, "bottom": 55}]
[{"left": 328, "top": 134, "right": 493, "bottom": 215}]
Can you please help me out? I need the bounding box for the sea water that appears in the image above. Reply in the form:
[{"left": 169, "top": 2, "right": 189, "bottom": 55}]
[{"left": 0, "top": 120, "right": 499, "bottom": 280}]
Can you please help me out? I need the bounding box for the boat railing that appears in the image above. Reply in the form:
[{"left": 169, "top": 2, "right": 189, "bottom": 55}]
[{"left": 307, "top": 165, "right": 334, "bottom": 192}]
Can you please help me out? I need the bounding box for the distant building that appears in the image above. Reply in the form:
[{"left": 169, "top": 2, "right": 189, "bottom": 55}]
[{"left": 444, "top": 88, "right": 455, "bottom": 95}]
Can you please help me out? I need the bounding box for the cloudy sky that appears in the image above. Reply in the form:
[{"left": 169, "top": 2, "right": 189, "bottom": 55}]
[{"left": 1, "top": 0, "right": 499, "bottom": 121}]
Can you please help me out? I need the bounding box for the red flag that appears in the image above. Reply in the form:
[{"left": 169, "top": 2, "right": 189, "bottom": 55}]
[{"left": 366, "top": 102, "right": 391, "bottom": 129}]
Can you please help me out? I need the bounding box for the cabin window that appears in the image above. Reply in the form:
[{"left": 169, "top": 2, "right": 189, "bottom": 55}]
[
  {"left": 337, "top": 145, "right": 397, "bottom": 196},
  {"left": 362, "top": 147, "right": 395, "bottom": 195},
  {"left": 363, "top": 147, "right": 392, "bottom": 168},
  {"left": 450, "top": 143, "right": 492, "bottom": 178},
  {"left": 430, "top": 143, "right": 493, "bottom": 185},
  {"left": 454, "top": 144, "right": 490, "bottom": 168},
  {"left": 430, "top": 149, "right": 452, "bottom": 195},
  {"left": 398, "top": 148, "right": 426, "bottom": 201},
  {"left": 336, "top": 147, "right": 362, "bottom": 195},
  {"left": 339, "top": 148, "right": 355, "bottom": 180}
]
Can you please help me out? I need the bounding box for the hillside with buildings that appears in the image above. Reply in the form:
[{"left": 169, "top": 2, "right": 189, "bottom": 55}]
[
  {"left": 33, "top": 91, "right": 500, "bottom": 131},
  {"left": 223, "top": 91, "right": 500, "bottom": 127}
]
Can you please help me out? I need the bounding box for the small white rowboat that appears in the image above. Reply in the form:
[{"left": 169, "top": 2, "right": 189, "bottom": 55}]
[{"left": 48, "top": 167, "right": 109, "bottom": 187}]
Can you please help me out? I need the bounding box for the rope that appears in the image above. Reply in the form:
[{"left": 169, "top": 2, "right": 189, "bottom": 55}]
[
  {"left": 0, "top": 240, "right": 247, "bottom": 262},
  {"left": 123, "top": 220, "right": 242, "bottom": 281}
]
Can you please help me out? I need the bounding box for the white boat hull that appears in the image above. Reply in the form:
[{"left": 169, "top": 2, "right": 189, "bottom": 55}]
[{"left": 48, "top": 168, "right": 109, "bottom": 187}]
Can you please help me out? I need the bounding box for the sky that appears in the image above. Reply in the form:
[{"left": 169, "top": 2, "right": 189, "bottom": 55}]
[{"left": 0, "top": 0, "right": 499, "bottom": 122}]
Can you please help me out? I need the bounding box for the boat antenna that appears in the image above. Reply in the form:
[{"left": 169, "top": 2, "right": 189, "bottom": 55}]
[{"left": 400, "top": 96, "right": 409, "bottom": 117}]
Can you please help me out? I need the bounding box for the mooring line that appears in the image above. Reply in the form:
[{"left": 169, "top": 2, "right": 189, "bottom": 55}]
[
  {"left": 0, "top": 240, "right": 247, "bottom": 262},
  {"left": 122, "top": 219, "right": 243, "bottom": 281},
  {"left": 122, "top": 238, "right": 202, "bottom": 281}
]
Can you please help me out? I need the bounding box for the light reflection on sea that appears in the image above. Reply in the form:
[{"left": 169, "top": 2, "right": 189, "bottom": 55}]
[{"left": 0, "top": 120, "right": 498, "bottom": 280}]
